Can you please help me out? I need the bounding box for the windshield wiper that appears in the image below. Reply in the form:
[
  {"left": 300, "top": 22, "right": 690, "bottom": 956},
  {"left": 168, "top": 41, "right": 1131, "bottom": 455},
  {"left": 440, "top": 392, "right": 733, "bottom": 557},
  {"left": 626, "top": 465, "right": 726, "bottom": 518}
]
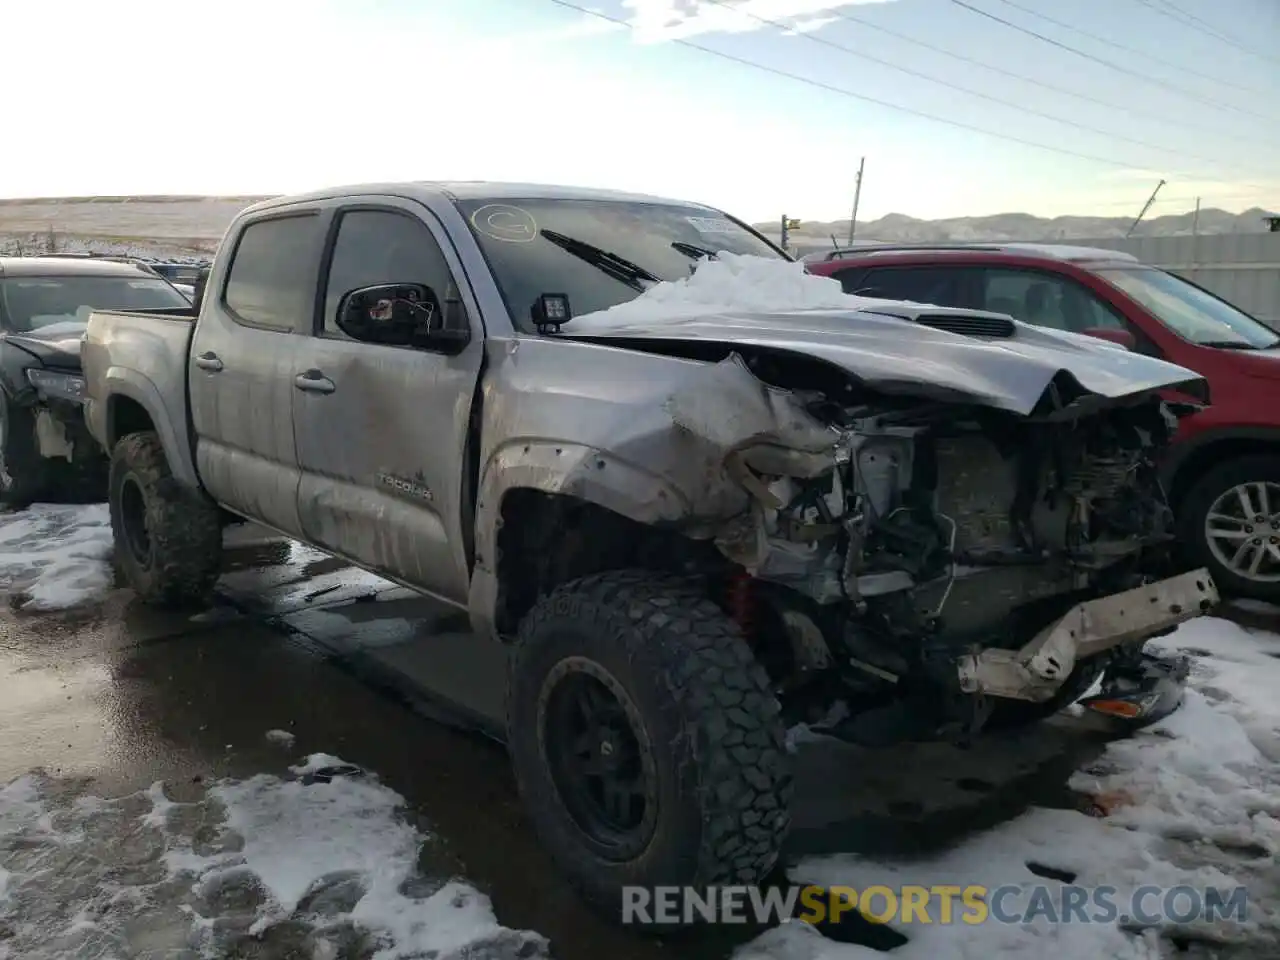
[
  {"left": 540, "top": 229, "right": 661, "bottom": 293},
  {"left": 671, "top": 240, "right": 719, "bottom": 261},
  {"left": 1197, "top": 340, "right": 1272, "bottom": 350}
]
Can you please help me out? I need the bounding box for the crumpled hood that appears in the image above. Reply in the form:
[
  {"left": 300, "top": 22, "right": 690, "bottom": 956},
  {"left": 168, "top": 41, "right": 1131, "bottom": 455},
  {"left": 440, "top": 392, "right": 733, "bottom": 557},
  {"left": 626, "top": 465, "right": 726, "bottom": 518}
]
[
  {"left": 566, "top": 305, "right": 1207, "bottom": 416},
  {"left": 4, "top": 321, "right": 85, "bottom": 369}
]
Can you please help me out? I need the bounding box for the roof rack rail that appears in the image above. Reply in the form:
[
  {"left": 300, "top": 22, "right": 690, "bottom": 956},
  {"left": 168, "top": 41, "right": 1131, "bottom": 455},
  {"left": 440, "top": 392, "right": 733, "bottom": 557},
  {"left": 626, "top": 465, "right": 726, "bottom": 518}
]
[
  {"left": 820, "top": 242, "right": 1140, "bottom": 263},
  {"left": 821, "top": 243, "right": 1005, "bottom": 260}
]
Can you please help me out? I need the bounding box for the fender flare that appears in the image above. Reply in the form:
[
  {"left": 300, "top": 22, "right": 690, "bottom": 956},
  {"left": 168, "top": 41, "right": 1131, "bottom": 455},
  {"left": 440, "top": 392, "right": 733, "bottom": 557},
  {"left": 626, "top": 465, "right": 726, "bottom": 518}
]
[
  {"left": 467, "top": 440, "right": 696, "bottom": 639},
  {"left": 96, "top": 367, "right": 200, "bottom": 490}
]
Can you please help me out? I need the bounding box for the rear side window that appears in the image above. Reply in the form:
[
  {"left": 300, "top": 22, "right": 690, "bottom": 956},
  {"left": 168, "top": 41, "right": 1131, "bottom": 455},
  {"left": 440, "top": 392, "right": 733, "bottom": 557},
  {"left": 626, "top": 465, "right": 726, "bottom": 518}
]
[
  {"left": 828, "top": 267, "right": 866, "bottom": 296},
  {"left": 223, "top": 214, "right": 321, "bottom": 331},
  {"left": 856, "top": 267, "right": 972, "bottom": 307}
]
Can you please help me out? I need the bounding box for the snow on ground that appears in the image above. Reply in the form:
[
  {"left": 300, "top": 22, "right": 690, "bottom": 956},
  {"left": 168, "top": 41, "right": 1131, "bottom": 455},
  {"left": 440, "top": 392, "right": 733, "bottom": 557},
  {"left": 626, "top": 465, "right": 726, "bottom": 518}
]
[
  {"left": 569, "top": 252, "right": 901, "bottom": 329},
  {"left": 0, "top": 755, "right": 548, "bottom": 960},
  {"left": 741, "top": 616, "right": 1280, "bottom": 959},
  {"left": 0, "top": 504, "right": 113, "bottom": 612}
]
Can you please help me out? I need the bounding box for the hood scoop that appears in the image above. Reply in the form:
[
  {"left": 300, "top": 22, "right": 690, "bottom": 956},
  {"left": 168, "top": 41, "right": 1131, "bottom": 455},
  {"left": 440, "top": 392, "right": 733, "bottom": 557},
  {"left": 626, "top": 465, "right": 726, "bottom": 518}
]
[{"left": 912, "top": 311, "right": 1016, "bottom": 339}]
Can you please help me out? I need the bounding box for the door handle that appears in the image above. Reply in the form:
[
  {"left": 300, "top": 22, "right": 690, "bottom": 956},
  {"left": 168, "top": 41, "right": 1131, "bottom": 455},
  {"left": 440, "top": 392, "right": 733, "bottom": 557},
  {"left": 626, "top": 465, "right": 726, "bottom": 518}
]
[
  {"left": 194, "top": 352, "right": 223, "bottom": 372},
  {"left": 294, "top": 370, "right": 336, "bottom": 394}
]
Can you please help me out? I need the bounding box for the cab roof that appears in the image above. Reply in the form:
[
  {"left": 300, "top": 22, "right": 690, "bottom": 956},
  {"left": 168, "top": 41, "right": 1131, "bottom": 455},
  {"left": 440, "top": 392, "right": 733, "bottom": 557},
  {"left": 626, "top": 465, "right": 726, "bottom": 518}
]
[{"left": 241, "top": 180, "right": 722, "bottom": 216}]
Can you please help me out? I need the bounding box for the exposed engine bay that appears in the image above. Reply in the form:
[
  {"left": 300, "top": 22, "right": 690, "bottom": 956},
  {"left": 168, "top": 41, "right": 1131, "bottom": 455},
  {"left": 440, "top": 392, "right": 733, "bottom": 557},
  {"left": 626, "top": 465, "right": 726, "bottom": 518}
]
[{"left": 661, "top": 350, "right": 1218, "bottom": 743}]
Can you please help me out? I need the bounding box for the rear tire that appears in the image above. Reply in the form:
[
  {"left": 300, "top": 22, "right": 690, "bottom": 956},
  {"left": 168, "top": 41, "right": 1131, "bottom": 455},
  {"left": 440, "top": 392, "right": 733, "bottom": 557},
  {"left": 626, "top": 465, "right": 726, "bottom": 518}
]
[
  {"left": 108, "top": 431, "right": 222, "bottom": 607},
  {"left": 505, "top": 570, "right": 792, "bottom": 926},
  {"left": 1178, "top": 455, "right": 1280, "bottom": 603},
  {"left": 0, "top": 393, "right": 51, "bottom": 507}
]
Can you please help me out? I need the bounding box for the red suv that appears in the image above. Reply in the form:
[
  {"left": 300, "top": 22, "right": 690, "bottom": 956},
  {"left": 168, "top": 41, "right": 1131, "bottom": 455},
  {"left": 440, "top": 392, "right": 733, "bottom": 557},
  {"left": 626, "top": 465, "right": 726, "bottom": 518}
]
[{"left": 807, "top": 243, "right": 1280, "bottom": 602}]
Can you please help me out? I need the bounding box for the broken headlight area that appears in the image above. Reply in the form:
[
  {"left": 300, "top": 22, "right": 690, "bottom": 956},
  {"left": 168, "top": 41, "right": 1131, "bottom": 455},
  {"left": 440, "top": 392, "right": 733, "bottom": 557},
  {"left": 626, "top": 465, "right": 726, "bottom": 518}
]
[
  {"left": 26, "top": 367, "right": 86, "bottom": 404},
  {"left": 668, "top": 353, "right": 1217, "bottom": 744}
]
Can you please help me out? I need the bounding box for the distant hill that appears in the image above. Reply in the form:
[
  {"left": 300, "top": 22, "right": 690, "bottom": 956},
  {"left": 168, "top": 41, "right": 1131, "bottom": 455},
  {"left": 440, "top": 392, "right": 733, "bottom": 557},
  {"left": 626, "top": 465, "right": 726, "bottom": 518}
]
[
  {"left": 0, "top": 194, "right": 1273, "bottom": 260},
  {"left": 0, "top": 195, "right": 272, "bottom": 258},
  {"left": 756, "top": 206, "right": 1275, "bottom": 250}
]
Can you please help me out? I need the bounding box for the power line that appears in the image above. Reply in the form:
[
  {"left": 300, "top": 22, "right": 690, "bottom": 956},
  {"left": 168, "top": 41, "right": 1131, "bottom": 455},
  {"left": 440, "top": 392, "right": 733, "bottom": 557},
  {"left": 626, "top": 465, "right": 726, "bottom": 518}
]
[
  {"left": 696, "top": 0, "right": 1274, "bottom": 181},
  {"left": 544, "top": 0, "right": 1177, "bottom": 171},
  {"left": 1082, "top": 191, "right": 1274, "bottom": 209},
  {"left": 1133, "top": 0, "right": 1280, "bottom": 66},
  {"left": 546, "top": 0, "right": 1278, "bottom": 188},
  {"left": 946, "top": 0, "right": 1279, "bottom": 125},
  {"left": 989, "top": 0, "right": 1278, "bottom": 101},
  {"left": 822, "top": 4, "right": 1280, "bottom": 151}
]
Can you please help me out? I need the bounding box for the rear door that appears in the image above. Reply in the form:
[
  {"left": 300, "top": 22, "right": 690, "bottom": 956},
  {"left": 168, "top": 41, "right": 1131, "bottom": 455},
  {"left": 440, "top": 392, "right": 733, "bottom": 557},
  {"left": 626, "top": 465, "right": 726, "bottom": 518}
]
[
  {"left": 289, "top": 199, "right": 484, "bottom": 604},
  {"left": 189, "top": 209, "right": 326, "bottom": 536}
]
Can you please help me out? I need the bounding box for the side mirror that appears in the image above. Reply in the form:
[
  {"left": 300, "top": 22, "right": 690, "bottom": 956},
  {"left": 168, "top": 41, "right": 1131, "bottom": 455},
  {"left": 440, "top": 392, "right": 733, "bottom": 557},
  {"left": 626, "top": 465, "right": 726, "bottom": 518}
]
[
  {"left": 1082, "top": 327, "right": 1137, "bottom": 351},
  {"left": 336, "top": 283, "right": 469, "bottom": 353}
]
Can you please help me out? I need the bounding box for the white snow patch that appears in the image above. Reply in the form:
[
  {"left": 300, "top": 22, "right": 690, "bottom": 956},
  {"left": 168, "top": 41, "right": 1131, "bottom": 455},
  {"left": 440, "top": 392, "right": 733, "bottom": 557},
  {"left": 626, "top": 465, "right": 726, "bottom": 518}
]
[
  {"left": 290, "top": 752, "right": 352, "bottom": 776},
  {"left": 0, "top": 760, "right": 547, "bottom": 959},
  {"left": 741, "top": 616, "right": 1280, "bottom": 958},
  {"left": 0, "top": 504, "right": 113, "bottom": 610},
  {"left": 264, "top": 728, "right": 296, "bottom": 747},
  {"left": 569, "top": 252, "right": 907, "bottom": 329}
]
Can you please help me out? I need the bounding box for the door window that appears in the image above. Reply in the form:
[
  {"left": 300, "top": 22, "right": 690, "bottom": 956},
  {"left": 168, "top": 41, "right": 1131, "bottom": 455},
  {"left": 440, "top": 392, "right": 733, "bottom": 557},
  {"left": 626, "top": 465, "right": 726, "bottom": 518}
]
[
  {"left": 223, "top": 213, "right": 322, "bottom": 331},
  {"left": 980, "top": 268, "right": 1127, "bottom": 333},
  {"left": 322, "top": 209, "right": 469, "bottom": 346}
]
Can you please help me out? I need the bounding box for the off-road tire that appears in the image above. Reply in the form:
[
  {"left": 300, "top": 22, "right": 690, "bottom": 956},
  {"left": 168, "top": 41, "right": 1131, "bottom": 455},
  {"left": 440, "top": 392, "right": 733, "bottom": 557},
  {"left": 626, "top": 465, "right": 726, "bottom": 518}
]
[
  {"left": 109, "top": 431, "right": 222, "bottom": 607},
  {"left": 0, "top": 393, "right": 51, "bottom": 507},
  {"left": 1178, "top": 455, "right": 1280, "bottom": 603},
  {"left": 506, "top": 570, "right": 792, "bottom": 925}
]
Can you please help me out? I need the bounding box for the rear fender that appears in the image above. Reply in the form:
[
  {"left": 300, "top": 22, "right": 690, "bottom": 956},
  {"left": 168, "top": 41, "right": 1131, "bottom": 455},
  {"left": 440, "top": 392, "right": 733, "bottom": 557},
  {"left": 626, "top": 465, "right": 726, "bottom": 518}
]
[{"left": 96, "top": 367, "right": 199, "bottom": 490}]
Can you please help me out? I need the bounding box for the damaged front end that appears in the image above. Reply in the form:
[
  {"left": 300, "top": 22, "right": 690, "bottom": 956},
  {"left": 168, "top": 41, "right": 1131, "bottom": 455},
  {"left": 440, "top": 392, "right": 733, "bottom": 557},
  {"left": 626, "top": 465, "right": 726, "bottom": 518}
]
[{"left": 664, "top": 350, "right": 1218, "bottom": 744}]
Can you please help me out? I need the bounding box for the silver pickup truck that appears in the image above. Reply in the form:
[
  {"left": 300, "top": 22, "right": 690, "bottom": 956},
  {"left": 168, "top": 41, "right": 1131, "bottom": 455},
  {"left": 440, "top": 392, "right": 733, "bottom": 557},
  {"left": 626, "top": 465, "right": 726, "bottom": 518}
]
[{"left": 81, "top": 181, "right": 1219, "bottom": 923}]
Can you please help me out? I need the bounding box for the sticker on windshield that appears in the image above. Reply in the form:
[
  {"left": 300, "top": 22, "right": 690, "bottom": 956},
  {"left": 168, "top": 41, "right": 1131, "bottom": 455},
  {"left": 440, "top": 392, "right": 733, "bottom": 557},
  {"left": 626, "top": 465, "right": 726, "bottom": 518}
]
[
  {"left": 685, "top": 216, "right": 738, "bottom": 234},
  {"left": 470, "top": 204, "right": 539, "bottom": 243}
]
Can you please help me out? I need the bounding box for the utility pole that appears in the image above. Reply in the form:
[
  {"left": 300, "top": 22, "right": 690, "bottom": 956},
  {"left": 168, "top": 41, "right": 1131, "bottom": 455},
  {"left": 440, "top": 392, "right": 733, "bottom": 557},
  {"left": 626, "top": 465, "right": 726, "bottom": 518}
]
[
  {"left": 780, "top": 214, "right": 801, "bottom": 252},
  {"left": 847, "top": 156, "right": 865, "bottom": 246},
  {"left": 1125, "top": 179, "right": 1166, "bottom": 238},
  {"left": 1191, "top": 196, "right": 1201, "bottom": 268}
]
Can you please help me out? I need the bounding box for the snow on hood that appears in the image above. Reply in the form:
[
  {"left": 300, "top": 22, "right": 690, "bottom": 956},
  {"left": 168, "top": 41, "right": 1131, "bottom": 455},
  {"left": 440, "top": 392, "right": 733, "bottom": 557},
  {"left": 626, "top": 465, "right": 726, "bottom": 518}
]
[
  {"left": 569, "top": 252, "right": 905, "bottom": 329},
  {"left": 563, "top": 255, "right": 1206, "bottom": 417}
]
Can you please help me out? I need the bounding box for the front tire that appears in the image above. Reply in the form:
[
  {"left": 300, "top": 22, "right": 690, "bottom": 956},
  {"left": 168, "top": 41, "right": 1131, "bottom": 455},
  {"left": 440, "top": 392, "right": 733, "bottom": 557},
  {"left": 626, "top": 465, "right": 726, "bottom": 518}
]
[
  {"left": 505, "top": 570, "right": 792, "bottom": 925},
  {"left": 108, "top": 431, "right": 222, "bottom": 607},
  {"left": 1179, "top": 456, "right": 1280, "bottom": 602}
]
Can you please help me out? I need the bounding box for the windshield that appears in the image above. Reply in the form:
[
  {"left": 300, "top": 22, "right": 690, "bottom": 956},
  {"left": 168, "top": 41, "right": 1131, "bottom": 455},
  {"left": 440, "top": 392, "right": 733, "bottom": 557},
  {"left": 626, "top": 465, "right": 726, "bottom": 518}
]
[
  {"left": 0, "top": 275, "right": 191, "bottom": 333},
  {"left": 455, "top": 198, "right": 786, "bottom": 331},
  {"left": 1098, "top": 267, "right": 1279, "bottom": 349}
]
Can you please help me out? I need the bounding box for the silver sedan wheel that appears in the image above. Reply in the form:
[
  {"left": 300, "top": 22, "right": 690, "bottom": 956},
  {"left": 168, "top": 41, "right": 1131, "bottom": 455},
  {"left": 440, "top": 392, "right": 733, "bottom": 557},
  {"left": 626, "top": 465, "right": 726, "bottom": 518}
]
[{"left": 1204, "top": 481, "right": 1280, "bottom": 583}]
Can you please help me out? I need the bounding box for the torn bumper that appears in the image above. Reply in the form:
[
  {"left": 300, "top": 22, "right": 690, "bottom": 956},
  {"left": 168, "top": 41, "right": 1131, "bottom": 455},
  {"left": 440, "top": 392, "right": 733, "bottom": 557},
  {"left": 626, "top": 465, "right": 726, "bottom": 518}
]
[
  {"left": 1080, "top": 646, "right": 1191, "bottom": 727},
  {"left": 956, "top": 568, "right": 1218, "bottom": 703}
]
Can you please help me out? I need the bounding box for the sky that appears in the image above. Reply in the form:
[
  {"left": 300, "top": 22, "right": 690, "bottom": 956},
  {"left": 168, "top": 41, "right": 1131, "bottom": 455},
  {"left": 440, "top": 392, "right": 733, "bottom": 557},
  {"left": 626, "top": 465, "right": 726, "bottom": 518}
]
[{"left": 7, "top": 0, "right": 1278, "bottom": 222}]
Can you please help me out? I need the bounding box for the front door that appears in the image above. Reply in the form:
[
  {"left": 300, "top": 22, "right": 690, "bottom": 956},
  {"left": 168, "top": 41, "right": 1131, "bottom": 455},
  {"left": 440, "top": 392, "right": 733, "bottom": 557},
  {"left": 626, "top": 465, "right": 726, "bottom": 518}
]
[
  {"left": 189, "top": 210, "right": 326, "bottom": 536},
  {"left": 290, "top": 200, "right": 485, "bottom": 605}
]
